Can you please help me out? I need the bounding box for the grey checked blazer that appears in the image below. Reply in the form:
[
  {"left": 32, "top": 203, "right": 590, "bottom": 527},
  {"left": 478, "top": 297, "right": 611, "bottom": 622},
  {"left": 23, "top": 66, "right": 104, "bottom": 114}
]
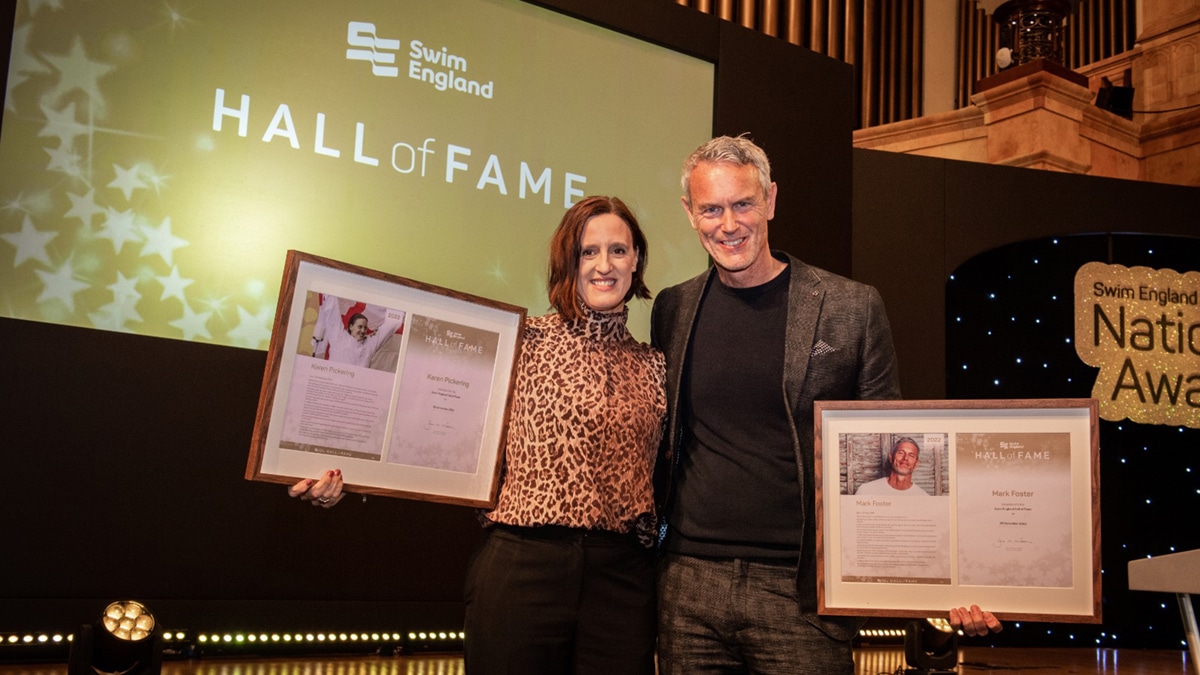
[{"left": 650, "top": 251, "right": 901, "bottom": 638}]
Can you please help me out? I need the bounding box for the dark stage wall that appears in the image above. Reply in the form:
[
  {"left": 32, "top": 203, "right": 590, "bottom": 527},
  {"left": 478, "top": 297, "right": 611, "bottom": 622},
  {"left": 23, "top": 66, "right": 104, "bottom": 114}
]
[
  {"left": 852, "top": 149, "right": 1200, "bottom": 401},
  {"left": 0, "top": 314, "right": 482, "bottom": 632}
]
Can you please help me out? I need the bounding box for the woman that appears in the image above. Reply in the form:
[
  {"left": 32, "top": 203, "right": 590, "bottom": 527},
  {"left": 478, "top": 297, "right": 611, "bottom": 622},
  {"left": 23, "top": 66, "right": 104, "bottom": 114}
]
[
  {"left": 292, "top": 196, "right": 666, "bottom": 674},
  {"left": 310, "top": 294, "right": 403, "bottom": 369}
]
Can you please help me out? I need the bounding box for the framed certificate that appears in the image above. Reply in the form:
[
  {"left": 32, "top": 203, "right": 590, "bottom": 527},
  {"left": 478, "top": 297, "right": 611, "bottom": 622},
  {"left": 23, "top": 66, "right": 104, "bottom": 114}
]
[
  {"left": 246, "top": 251, "right": 526, "bottom": 508},
  {"left": 814, "top": 399, "right": 1100, "bottom": 622}
]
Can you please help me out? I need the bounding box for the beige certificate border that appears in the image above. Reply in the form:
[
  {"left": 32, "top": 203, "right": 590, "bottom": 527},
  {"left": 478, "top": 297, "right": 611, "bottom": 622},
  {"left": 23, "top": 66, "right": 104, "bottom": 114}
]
[
  {"left": 815, "top": 398, "right": 1100, "bottom": 623},
  {"left": 246, "top": 250, "right": 526, "bottom": 508}
]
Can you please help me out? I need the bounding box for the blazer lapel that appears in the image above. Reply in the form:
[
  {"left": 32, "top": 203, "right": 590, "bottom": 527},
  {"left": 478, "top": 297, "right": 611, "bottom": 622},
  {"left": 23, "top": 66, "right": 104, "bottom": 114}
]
[
  {"left": 667, "top": 272, "right": 709, "bottom": 372},
  {"left": 783, "top": 256, "right": 823, "bottom": 412},
  {"left": 663, "top": 270, "right": 713, "bottom": 455}
]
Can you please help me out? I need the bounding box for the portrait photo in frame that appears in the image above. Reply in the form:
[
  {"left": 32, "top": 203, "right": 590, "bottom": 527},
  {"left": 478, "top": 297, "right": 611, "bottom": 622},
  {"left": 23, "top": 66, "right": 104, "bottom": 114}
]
[
  {"left": 814, "top": 399, "right": 1100, "bottom": 623},
  {"left": 246, "top": 251, "right": 526, "bottom": 508}
]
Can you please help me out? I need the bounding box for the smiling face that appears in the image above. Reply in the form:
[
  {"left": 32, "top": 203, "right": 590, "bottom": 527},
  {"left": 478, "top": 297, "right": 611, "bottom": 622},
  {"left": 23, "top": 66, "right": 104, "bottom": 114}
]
[
  {"left": 348, "top": 316, "right": 369, "bottom": 342},
  {"left": 576, "top": 213, "right": 637, "bottom": 313},
  {"left": 890, "top": 440, "right": 920, "bottom": 476},
  {"left": 682, "top": 161, "right": 779, "bottom": 288}
]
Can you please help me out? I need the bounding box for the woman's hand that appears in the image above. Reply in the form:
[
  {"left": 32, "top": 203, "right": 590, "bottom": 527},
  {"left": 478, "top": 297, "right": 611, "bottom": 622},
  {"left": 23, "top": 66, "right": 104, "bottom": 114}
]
[
  {"left": 288, "top": 469, "right": 345, "bottom": 508},
  {"left": 949, "top": 605, "right": 1003, "bottom": 637}
]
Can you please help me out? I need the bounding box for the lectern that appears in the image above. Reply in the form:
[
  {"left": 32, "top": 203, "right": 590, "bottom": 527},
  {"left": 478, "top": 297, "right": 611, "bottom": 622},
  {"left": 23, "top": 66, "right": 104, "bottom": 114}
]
[{"left": 1128, "top": 549, "right": 1200, "bottom": 675}]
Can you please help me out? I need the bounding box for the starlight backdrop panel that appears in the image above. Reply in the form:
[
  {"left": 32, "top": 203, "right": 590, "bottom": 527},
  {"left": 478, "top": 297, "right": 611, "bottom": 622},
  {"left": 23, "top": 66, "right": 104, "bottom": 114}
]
[
  {"left": 0, "top": 0, "right": 714, "bottom": 346},
  {"left": 946, "top": 233, "right": 1200, "bottom": 649}
]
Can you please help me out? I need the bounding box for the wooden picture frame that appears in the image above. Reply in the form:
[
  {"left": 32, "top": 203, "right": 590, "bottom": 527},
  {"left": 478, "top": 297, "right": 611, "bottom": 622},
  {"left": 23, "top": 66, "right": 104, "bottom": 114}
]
[
  {"left": 815, "top": 398, "right": 1101, "bottom": 622},
  {"left": 246, "top": 250, "right": 526, "bottom": 508}
]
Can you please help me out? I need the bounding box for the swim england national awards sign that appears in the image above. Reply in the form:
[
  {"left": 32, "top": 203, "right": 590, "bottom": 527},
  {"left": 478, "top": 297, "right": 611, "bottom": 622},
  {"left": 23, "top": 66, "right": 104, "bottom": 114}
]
[{"left": 1074, "top": 262, "right": 1200, "bottom": 429}]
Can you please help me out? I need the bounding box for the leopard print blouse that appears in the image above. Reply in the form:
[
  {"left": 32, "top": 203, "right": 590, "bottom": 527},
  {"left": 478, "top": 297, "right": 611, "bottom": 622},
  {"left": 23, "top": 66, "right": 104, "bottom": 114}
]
[{"left": 482, "top": 307, "right": 666, "bottom": 544}]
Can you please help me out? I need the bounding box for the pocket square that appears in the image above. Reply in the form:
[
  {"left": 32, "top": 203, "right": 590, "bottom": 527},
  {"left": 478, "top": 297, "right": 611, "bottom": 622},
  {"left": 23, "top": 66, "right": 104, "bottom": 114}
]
[{"left": 810, "top": 340, "right": 836, "bottom": 357}]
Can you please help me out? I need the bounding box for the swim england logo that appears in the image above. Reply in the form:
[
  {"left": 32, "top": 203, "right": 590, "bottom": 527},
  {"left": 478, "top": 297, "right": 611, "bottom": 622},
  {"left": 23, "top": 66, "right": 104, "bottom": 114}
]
[
  {"left": 343, "top": 20, "right": 495, "bottom": 98},
  {"left": 346, "top": 21, "right": 400, "bottom": 77}
]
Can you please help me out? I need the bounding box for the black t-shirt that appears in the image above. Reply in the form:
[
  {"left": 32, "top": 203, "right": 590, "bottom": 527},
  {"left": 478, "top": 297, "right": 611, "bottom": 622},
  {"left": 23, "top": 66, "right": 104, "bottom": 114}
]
[{"left": 664, "top": 263, "right": 802, "bottom": 559}]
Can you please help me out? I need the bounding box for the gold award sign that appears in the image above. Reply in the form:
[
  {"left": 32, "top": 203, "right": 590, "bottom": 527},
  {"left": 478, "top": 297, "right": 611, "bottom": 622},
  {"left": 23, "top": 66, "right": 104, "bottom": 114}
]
[{"left": 1074, "top": 262, "right": 1200, "bottom": 428}]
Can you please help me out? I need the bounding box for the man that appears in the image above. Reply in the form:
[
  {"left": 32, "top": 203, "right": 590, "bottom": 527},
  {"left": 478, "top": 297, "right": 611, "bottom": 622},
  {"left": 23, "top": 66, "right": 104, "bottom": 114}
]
[
  {"left": 651, "top": 135, "right": 998, "bottom": 674},
  {"left": 856, "top": 436, "right": 930, "bottom": 496}
]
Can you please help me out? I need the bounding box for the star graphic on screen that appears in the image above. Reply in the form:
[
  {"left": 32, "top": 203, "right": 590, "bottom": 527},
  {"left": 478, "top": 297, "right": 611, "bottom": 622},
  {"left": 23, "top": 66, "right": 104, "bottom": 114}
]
[
  {"left": 88, "top": 270, "right": 145, "bottom": 330},
  {"left": 1, "top": 193, "right": 33, "bottom": 217},
  {"left": 39, "top": 101, "right": 88, "bottom": 150},
  {"left": 28, "top": 0, "right": 65, "bottom": 15},
  {"left": 89, "top": 296, "right": 144, "bottom": 331},
  {"left": 44, "top": 144, "right": 83, "bottom": 177},
  {"left": 169, "top": 303, "right": 213, "bottom": 341},
  {"left": 5, "top": 24, "right": 47, "bottom": 114},
  {"left": 34, "top": 259, "right": 90, "bottom": 313},
  {"left": 139, "top": 216, "right": 188, "bottom": 265},
  {"left": 5, "top": 69, "right": 30, "bottom": 115},
  {"left": 1, "top": 215, "right": 57, "bottom": 267},
  {"left": 64, "top": 189, "right": 104, "bottom": 228},
  {"left": 160, "top": 2, "right": 196, "bottom": 34},
  {"left": 88, "top": 307, "right": 124, "bottom": 331},
  {"left": 42, "top": 36, "right": 115, "bottom": 113},
  {"left": 109, "top": 163, "right": 148, "bottom": 202},
  {"left": 97, "top": 207, "right": 142, "bottom": 254},
  {"left": 155, "top": 264, "right": 194, "bottom": 303},
  {"left": 108, "top": 270, "right": 142, "bottom": 305},
  {"left": 197, "top": 294, "right": 231, "bottom": 322},
  {"left": 140, "top": 164, "right": 171, "bottom": 195},
  {"left": 227, "top": 305, "right": 275, "bottom": 349}
]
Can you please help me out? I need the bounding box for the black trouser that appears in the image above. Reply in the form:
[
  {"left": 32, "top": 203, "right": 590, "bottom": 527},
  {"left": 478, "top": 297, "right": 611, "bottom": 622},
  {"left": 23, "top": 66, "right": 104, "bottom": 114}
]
[{"left": 463, "top": 524, "right": 657, "bottom": 675}]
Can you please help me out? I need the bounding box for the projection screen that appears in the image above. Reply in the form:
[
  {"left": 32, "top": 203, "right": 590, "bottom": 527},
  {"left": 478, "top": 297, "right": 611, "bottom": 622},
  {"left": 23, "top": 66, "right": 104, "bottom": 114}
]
[{"left": 0, "top": 0, "right": 714, "bottom": 346}]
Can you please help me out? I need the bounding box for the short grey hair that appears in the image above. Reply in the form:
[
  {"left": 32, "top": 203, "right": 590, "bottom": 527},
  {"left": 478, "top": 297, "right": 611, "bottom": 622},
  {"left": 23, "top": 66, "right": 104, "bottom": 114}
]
[
  {"left": 681, "top": 134, "right": 773, "bottom": 206},
  {"left": 889, "top": 437, "right": 921, "bottom": 463}
]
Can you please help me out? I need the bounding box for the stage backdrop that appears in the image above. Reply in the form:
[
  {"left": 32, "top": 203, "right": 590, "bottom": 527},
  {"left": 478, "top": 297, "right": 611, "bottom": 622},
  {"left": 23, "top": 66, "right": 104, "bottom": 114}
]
[
  {"left": 0, "top": 0, "right": 860, "bottom": 638},
  {"left": 0, "top": 0, "right": 714, "bottom": 345}
]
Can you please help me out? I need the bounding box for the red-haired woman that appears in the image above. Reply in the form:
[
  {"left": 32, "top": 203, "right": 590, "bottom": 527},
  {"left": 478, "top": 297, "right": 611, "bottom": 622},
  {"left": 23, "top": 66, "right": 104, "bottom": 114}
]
[{"left": 293, "top": 196, "right": 665, "bottom": 674}]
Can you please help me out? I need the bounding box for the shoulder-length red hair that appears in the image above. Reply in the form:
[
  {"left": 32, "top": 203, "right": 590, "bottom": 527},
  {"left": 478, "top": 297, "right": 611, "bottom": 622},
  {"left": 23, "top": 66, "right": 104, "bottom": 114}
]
[{"left": 546, "top": 196, "right": 651, "bottom": 322}]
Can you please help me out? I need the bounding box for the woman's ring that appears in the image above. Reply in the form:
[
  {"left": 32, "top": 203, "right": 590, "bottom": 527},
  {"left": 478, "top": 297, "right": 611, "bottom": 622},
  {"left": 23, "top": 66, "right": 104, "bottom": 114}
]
[{"left": 318, "top": 497, "right": 331, "bottom": 504}]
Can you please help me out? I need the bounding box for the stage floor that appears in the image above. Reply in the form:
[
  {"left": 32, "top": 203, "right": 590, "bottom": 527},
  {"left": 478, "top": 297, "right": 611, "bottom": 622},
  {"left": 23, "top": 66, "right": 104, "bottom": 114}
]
[{"left": 0, "top": 647, "right": 1191, "bottom": 675}]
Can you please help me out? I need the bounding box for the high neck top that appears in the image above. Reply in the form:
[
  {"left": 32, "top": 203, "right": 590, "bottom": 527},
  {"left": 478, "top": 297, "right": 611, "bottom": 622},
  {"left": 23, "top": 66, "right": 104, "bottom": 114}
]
[
  {"left": 483, "top": 309, "right": 666, "bottom": 545},
  {"left": 566, "top": 304, "right": 631, "bottom": 343}
]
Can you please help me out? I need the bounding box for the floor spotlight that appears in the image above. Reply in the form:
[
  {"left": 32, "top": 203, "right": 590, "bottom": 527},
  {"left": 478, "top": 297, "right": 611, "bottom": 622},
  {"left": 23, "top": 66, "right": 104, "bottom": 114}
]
[
  {"left": 903, "top": 618, "right": 958, "bottom": 675},
  {"left": 68, "top": 600, "right": 163, "bottom": 675}
]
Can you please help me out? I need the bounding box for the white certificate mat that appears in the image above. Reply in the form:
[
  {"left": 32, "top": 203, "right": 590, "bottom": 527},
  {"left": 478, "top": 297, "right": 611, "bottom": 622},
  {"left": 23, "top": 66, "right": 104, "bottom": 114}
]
[{"left": 815, "top": 399, "right": 1100, "bottom": 623}]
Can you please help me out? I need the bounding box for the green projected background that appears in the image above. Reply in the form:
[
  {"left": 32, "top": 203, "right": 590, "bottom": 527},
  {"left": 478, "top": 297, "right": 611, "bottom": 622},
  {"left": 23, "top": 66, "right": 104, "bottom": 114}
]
[{"left": 0, "top": 0, "right": 714, "bottom": 347}]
